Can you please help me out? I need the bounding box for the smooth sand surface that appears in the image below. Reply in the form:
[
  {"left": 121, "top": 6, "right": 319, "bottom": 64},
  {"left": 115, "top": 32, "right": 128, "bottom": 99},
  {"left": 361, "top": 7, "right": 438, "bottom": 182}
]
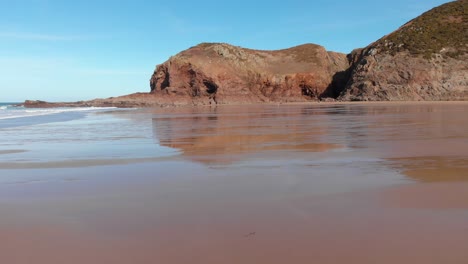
[
  {"left": 384, "top": 182, "right": 468, "bottom": 209},
  {"left": 1, "top": 102, "right": 468, "bottom": 264}
]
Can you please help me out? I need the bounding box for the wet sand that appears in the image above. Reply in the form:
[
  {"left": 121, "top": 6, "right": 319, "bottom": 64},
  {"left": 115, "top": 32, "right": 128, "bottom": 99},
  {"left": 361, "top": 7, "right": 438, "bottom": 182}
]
[
  {"left": 0, "top": 156, "right": 177, "bottom": 169},
  {"left": 0, "top": 149, "right": 27, "bottom": 155},
  {"left": 1, "top": 102, "right": 468, "bottom": 264}
]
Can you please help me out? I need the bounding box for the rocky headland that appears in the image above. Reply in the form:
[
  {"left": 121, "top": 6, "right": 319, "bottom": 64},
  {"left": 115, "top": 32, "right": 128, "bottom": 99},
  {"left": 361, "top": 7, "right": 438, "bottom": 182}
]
[{"left": 24, "top": 0, "right": 467, "bottom": 108}]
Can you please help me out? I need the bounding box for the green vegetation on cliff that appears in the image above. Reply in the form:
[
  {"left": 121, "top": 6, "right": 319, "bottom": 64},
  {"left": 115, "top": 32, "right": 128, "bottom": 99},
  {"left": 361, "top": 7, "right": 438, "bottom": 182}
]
[{"left": 379, "top": 0, "right": 467, "bottom": 58}]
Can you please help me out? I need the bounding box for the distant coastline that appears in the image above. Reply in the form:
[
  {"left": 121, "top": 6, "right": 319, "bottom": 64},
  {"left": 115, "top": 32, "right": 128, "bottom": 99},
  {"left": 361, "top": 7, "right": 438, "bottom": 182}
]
[{"left": 20, "top": 97, "right": 468, "bottom": 109}]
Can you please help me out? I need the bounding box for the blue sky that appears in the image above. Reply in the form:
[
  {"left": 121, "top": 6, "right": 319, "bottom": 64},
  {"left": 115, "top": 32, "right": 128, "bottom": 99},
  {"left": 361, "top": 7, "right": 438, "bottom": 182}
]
[{"left": 0, "top": 0, "right": 451, "bottom": 102}]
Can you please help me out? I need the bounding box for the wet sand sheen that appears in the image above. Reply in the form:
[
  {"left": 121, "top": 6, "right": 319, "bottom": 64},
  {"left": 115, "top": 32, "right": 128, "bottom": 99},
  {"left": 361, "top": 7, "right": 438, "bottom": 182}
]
[
  {"left": 389, "top": 156, "right": 468, "bottom": 182},
  {"left": 1, "top": 102, "right": 468, "bottom": 264},
  {"left": 0, "top": 156, "right": 178, "bottom": 169},
  {"left": 0, "top": 149, "right": 27, "bottom": 155}
]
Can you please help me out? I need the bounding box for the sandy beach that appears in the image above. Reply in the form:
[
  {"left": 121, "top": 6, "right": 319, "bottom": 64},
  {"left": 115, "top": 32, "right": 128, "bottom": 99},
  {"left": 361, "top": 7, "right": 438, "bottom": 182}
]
[{"left": 1, "top": 102, "right": 468, "bottom": 264}]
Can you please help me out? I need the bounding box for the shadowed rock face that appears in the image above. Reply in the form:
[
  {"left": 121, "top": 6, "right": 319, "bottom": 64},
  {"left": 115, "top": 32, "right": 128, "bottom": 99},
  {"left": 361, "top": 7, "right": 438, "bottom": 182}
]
[
  {"left": 339, "top": 0, "right": 468, "bottom": 101},
  {"left": 150, "top": 43, "right": 350, "bottom": 105}
]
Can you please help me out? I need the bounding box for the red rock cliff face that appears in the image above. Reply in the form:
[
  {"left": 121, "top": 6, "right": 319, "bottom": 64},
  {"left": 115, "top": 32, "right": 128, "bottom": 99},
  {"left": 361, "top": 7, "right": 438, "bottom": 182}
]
[{"left": 150, "top": 43, "right": 349, "bottom": 105}]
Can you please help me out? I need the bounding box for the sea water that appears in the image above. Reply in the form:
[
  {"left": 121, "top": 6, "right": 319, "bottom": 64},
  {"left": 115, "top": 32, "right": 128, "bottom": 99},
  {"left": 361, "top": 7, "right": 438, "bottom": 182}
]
[
  {"left": 0, "top": 103, "right": 178, "bottom": 163},
  {"left": 0, "top": 102, "right": 120, "bottom": 128}
]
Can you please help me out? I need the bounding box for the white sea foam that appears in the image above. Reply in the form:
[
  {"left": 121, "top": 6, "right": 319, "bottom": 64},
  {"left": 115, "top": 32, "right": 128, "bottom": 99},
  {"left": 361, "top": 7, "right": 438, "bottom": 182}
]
[{"left": 0, "top": 106, "right": 117, "bottom": 120}]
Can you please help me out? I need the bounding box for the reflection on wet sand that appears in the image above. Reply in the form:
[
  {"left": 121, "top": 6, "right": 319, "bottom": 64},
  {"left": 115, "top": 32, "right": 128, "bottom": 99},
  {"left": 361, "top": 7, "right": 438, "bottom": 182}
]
[
  {"left": 152, "top": 106, "right": 342, "bottom": 164},
  {"left": 390, "top": 156, "right": 468, "bottom": 182},
  {"left": 151, "top": 103, "right": 468, "bottom": 165}
]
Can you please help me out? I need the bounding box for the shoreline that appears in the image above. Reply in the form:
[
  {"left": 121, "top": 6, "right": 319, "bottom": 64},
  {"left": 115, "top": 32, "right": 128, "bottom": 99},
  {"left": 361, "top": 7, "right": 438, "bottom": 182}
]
[
  {"left": 21, "top": 97, "right": 468, "bottom": 109},
  {"left": 0, "top": 156, "right": 181, "bottom": 170}
]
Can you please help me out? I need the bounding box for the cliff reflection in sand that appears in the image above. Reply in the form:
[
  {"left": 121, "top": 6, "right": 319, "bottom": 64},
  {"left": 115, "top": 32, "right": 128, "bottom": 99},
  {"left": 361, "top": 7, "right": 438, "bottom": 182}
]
[
  {"left": 151, "top": 103, "right": 468, "bottom": 168},
  {"left": 151, "top": 105, "right": 343, "bottom": 164}
]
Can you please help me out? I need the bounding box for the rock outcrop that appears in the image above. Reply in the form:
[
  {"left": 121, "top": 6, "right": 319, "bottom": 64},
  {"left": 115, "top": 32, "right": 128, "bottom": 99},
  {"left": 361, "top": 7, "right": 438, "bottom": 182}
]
[
  {"left": 339, "top": 0, "right": 468, "bottom": 101},
  {"left": 24, "top": 93, "right": 166, "bottom": 108},
  {"left": 149, "top": 43, "right": 349, "bottom": 105}
]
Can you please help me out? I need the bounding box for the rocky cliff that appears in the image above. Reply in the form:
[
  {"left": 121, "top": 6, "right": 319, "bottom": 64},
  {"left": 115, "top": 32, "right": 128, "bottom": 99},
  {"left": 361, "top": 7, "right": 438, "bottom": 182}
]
[
  {"left": 339, "top": 0, "right": 468, "bottom": 101},
  {"left": 149, "top": 43, "right": 349, "bottom": 105}
]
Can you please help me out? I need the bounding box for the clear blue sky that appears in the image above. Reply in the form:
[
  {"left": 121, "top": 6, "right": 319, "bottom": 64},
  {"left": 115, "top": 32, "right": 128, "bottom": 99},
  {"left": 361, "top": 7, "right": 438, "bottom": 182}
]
[{"left": 0, "top": 0, "right": 451, "bottom": 102}]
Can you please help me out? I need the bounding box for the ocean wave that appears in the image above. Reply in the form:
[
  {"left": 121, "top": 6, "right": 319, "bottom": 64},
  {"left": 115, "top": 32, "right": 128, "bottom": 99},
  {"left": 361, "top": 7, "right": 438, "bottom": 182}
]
[{"left": 0, "top": 106, "right": 117, "bottom": 120}]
